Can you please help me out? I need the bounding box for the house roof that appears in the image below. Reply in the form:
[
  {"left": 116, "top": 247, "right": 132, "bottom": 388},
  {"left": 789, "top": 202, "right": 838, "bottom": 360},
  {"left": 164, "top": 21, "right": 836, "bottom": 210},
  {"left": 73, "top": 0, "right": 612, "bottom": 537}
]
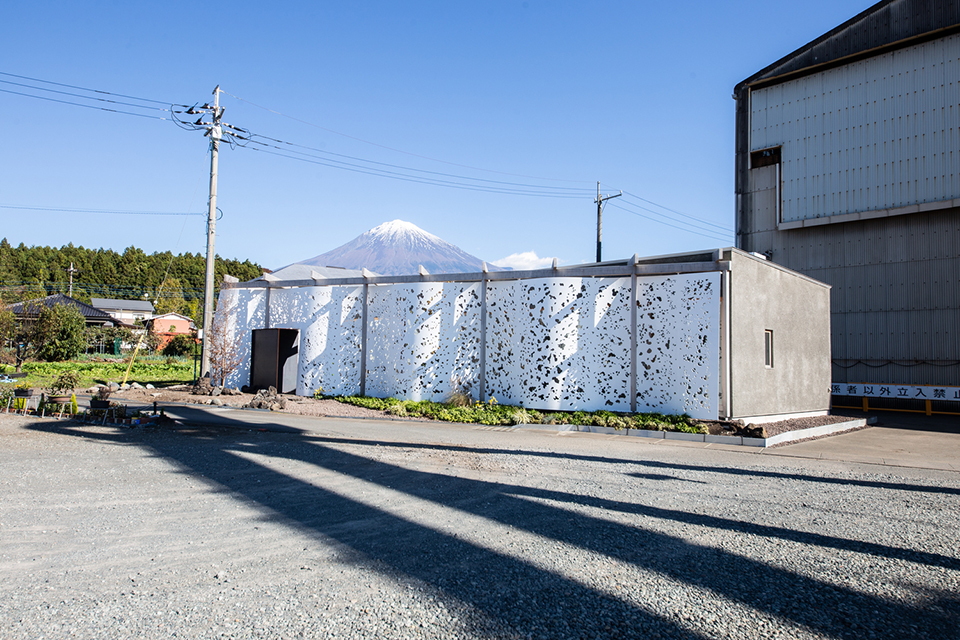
[
  {"left": 8, "top": 294, "right": 114, "bottom": 324},
  {"left": 151, "top": 312, "right": 195, "bottom": 323},
  {"left": 736, "top": 0, "right": 960, "bottom": 92},
  {"left": 90, "top": 297, "right": 155, "bottom": 313}
]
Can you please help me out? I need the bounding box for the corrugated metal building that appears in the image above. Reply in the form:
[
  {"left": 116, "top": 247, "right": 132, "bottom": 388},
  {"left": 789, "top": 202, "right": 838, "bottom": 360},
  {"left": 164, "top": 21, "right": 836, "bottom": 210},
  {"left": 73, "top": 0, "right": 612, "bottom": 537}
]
[{"left": 735, "top": 0, "right": 960, "bottom": 389}]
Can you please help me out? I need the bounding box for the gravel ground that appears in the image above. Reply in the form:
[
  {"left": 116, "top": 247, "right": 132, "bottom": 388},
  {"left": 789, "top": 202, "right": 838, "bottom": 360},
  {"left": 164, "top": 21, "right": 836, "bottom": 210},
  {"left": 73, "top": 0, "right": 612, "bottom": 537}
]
[{"left": 1, "top": 412, "right": 958, "bottom": 639}]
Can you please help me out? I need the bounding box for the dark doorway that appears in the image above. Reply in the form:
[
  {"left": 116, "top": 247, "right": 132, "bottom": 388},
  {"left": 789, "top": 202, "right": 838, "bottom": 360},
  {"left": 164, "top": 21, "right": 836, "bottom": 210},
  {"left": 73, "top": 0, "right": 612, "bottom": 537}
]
[{"left": 250, "top": 328, "right": 300, "bottom": 393}]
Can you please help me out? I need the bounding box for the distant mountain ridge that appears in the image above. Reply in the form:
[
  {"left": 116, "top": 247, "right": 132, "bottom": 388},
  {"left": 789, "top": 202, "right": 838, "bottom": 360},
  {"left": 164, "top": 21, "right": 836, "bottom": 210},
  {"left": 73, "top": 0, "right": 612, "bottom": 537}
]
[{"left": 283, "top": 220, "right": 508, "bottom": 276}]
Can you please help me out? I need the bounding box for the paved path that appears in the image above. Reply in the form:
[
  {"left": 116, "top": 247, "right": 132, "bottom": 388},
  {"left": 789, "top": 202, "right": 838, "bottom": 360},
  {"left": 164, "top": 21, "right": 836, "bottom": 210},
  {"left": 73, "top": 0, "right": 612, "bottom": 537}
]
[
  {"left": 163, "top": 403, "right": 960, "bottom": 472},
  {"left": 1, "top": 408, "right": 957, "bottom": 639}
]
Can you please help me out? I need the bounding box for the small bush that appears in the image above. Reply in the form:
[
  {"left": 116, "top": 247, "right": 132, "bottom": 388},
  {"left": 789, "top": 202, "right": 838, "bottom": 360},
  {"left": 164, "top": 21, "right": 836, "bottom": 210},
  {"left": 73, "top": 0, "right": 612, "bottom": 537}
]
[{"left": 162, "top": 334, "right": 197, "bottom": 357}]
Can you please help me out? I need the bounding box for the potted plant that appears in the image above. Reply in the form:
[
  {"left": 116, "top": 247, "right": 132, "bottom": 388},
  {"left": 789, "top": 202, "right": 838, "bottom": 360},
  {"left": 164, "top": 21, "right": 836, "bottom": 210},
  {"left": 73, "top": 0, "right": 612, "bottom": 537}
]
[
  {"left": 48, "top": 370, "right": 80, "bottom": 405},
  {"left": 90, "top": 386, "right": 112, "bottom": 409},
  {"left": 14, "top": 382, "right": 35, "bottom": 398}
]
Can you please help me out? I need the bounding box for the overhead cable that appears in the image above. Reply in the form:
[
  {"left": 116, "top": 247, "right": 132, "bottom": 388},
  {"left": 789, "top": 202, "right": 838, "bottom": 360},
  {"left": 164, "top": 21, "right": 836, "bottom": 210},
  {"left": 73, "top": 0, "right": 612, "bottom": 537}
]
[
  {"left": 247, "top": 133, "right": 592, "bottom": 193},
  {"left": 245, "top": 145, "right": 591, "bottom": 198},
  {"left": 607, "top": 201, "right": 732, "bottom": 243},
  {"left": 0, "top": 88, "right": 169, "bottom": 121},
  {"left": 219, "top": 88, "right": 590, "bottom": 184},
  {"left": 616, "top": 188, "right": 733, "bottom": 232},
  {"left": 0, "top": 78, "right": 172, "bottom": 112},
  {"left": 0, "top": 70, "right": 190, "bottom": 107},
  {"left": 0, "top": 204, "right": 204, "bottom": 216}
]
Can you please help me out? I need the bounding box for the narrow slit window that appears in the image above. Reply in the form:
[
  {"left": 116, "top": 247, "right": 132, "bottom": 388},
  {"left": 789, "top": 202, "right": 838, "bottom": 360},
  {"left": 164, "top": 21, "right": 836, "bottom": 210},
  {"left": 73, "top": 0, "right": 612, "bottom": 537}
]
[{"left": 764, "top": 329, "right": 774, "bottom": 368}]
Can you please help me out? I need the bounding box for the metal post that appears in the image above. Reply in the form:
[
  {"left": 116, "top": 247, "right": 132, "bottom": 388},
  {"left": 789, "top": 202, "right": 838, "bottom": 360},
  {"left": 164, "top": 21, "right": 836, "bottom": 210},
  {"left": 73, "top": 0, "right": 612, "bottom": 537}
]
[
  {"left": 721, "top": 268, "right": 733, "bottom": 419},
  {"left": 630, "top": 254, "right": 638, "bottom": 413},
  {"left": 359, "top": 282, "right": 369, "bottom": 397},
  {"left": 478, "top": 266, "right": 488, "bottom": 403},
  {"left": 200, "top": 85, "right": 222, "bottom": 377}
]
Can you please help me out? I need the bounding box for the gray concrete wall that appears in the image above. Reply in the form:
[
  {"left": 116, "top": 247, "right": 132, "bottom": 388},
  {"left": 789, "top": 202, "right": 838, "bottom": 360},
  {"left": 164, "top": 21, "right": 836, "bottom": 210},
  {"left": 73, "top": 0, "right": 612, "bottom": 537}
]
[{"left": 727, "top": 250, "right": 832, "bottom": 418}]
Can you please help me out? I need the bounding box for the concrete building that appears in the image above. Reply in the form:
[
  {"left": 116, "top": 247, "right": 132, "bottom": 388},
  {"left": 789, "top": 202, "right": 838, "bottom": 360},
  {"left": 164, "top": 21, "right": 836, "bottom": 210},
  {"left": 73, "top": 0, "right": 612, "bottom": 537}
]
[{"left": 735, "top": 0, "right": 960, "bottom": 397}]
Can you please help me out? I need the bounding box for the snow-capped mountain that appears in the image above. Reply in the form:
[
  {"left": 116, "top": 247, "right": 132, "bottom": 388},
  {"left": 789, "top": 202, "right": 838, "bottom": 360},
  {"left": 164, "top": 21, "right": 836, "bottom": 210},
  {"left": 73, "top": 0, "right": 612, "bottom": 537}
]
[{"left": 284, "top": 220, "right": 508, "bottom": 276}]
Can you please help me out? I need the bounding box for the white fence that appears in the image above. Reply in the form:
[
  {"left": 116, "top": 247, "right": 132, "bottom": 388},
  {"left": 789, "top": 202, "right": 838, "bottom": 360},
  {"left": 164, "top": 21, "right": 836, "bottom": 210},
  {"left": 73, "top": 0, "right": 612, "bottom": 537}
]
[{"left": 219, "top": 268, "right": 721, "bottom": 419}]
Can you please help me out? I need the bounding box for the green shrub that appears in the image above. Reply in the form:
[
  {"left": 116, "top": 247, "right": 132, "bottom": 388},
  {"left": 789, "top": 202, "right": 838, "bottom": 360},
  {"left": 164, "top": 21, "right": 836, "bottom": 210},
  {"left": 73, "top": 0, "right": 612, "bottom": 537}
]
[{"left": 162, "top": 334, "right": 197, "bottom": 357}]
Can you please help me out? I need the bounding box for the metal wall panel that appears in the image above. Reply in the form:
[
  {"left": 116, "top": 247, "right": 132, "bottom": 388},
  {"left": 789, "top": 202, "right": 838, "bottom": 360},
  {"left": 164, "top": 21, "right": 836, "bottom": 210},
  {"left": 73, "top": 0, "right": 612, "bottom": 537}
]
[
  {"left": 740, "top": 208, "right": 960, "bottom": 386},
  {"left": 736, "top": 0, "right": 960, "bottom": 389},
  {"left": 752, "top": 34, "right": 960, "bottom": 223}
]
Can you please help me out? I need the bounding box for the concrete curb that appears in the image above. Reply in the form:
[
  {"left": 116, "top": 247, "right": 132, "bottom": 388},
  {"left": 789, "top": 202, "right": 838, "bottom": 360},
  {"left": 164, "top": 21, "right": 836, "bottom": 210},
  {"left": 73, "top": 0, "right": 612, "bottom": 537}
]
[
  {"left": 745, "top": 418, "right": 867, "bottom": 447},
  {"left": 523, "top": 418, "right": 868, "bottom": 448}
]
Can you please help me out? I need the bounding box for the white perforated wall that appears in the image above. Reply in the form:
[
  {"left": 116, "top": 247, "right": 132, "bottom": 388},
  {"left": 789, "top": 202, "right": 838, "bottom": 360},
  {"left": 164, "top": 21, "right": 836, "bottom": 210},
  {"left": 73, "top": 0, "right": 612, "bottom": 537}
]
[
  {"left": 485, "top": 277, "right": 633, "bottom": 411},
  {"left": 221, "top": 271, "right": 720, "bottom": 419},
  {"left": 365, "top": 282, "right": 482, "bottom": 401},
  {"left": 634, "top": 273, "right": 720, "bottom": 418},
  {"left": 218, "top": 287, "right": 266, "bottom": 389}
]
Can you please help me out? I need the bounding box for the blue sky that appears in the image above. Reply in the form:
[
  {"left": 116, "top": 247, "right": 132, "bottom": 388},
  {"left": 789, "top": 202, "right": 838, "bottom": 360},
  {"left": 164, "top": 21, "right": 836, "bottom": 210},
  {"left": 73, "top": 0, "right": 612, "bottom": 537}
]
[{"left": 1, "top": 0, "right": 871, "bottom": 272}]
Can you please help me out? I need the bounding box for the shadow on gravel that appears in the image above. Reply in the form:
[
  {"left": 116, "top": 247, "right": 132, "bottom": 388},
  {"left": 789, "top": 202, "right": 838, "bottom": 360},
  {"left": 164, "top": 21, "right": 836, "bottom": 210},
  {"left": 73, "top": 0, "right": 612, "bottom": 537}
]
[
  {"left": 30, "top": 419, "right": 960, "bottom": 640},
  {"left": 237, "top": 431, "right": 960, "bottom": 497},
  {"left": 627, "top": 460, "right": 960, "bottom": 496}
]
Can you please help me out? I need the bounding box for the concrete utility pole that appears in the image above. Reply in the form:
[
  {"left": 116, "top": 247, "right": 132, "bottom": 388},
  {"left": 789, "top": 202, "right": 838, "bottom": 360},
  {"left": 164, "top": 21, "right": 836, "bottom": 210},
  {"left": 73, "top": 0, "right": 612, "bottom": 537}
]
[
  {"left": 66, "top": 262, "right": 78, "bottom": 297},
  {"left": 200, "top": 86, "right": 223, "bottom": 377},
  {"left": 595, "top": 182, "right": 622, "bottom": 262}
]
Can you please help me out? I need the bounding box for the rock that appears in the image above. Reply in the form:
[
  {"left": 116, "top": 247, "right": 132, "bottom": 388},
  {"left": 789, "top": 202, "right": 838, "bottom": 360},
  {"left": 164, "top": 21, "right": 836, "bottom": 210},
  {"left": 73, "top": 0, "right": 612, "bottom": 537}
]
[
  {"left": 243, "top": 387, "right": 285, "bottom": 410},
  {"left": 120, "top": 383, "right": 130, "bottom": 391},
  {"left": 131, "top": 382, "right": 143, "bottom": 390},
  {"left": 192, "top": 377, "right": 214, "bottom": 396},
  {"left": 151, "top": 393, "right": 162, "bottom": 398},
  {"left": 145, "top": 383, "right": 155, "bottom": 389},
  {"left": 107, "top": 382, "right": 120, "bottom": 392},
  {"left": 212, "top": 398, "right": 224, "bottom": 406},
  {"left": 211, "top": 386, "right": 222, "bottom": 397}
]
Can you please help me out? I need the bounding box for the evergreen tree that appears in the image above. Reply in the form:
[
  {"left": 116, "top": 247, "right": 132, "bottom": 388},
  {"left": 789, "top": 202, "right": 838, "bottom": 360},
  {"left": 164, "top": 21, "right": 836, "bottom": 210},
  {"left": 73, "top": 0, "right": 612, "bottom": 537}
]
[{"left": 31, "top": 304, "right": 86, "bottom": 361}]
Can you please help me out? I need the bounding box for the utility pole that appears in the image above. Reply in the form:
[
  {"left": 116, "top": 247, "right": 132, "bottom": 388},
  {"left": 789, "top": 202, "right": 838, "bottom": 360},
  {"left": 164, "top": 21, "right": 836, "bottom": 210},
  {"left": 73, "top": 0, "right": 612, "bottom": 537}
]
[
  {"left": 66, "top": 262, "right": 78, "bottom": 297},
  {"left": 201, "top": 86, "right": 223, "bottom": 378},
  {"left": 595, "top": 182, "right": 622, "bottom": 262},
  {"left": 175, "top": 86, "right": 247, "bottom": 378}
]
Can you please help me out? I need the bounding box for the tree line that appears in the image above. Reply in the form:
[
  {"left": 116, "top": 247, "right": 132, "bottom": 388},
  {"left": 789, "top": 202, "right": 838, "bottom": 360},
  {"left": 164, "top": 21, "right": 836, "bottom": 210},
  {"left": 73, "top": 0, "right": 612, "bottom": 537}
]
[{"left": 0, "top": 238, "right": 264, "bottom": 325}]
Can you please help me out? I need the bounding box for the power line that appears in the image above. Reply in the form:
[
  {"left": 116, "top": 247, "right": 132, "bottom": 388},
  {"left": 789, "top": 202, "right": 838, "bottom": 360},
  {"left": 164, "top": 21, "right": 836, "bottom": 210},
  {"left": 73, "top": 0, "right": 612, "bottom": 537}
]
[
  {"left": 219, "top": 89, "right": 590, "bottom": 184},
  {"left": 245, "top": 133, "right": 593, "bottom": 194},
  {"left": 614, "top": 187, "right": 733, "bottom": 232},
  {"left": 0, "top": 204, "right": 204, "bottom": 216},
  {"left": 243, "top": 141, "right": 593, "bottom": 198},
  {"left": 0, "top": 70, "right": 189, "bottom": 107},
  {"left": 0, "top": 88, "right": 169, "bottom": 121},
  {"left": 0, "top": 78, "right": 173, "bottom": 113},
  {"left": 607, "top": 201, "right": 732, "bottom": 244}
]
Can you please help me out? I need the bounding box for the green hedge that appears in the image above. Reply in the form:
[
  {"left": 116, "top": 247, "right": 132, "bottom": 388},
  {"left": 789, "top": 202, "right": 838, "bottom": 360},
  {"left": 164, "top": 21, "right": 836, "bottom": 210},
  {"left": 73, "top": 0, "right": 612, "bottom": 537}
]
[{"left": 321, "top": 394, "right": 704, "bottom": 433}]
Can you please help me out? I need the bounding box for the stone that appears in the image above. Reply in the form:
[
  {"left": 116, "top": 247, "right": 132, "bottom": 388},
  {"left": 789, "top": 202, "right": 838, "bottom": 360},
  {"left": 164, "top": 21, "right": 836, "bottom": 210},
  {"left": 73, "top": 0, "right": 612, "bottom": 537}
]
[{"left": 145, "top": 383, "right": 155, "bottom": 389}]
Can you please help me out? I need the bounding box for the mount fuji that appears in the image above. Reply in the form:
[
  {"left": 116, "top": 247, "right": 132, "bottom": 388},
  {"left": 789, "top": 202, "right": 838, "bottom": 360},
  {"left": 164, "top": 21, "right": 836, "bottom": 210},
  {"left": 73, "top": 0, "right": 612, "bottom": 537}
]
[{"left": 282, "top": 220, "right": 509, "bottom": 276}]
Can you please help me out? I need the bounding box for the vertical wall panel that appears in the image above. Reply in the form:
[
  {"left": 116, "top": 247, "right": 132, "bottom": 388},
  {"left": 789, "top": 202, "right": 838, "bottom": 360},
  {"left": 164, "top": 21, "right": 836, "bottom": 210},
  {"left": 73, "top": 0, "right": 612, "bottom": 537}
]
[{"left": 752, "top": 34, "right": 960, "bottom": 223}]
